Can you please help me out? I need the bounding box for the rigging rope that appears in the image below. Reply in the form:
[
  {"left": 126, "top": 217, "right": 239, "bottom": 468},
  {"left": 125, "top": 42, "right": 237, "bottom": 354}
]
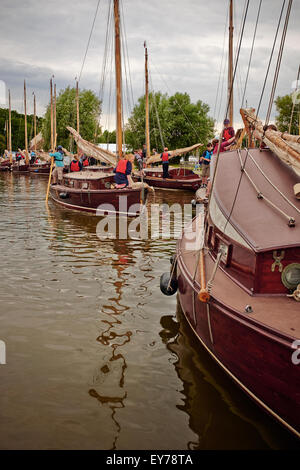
[
  {"left": 78, "top": 0, "right": 101, "bottom": 83},
  {"left": 149, "top": 71, "right": 165, "bottom": 149},
  {"left": 256, "top": 0, "right": 286, "bottom": 120},
  {"left": 241, "top": 0, "right": 262, "bottom": 108},
  {"left": 288, "top": 64, "right": 300, "bottom": 134},
  {"left": 265, "top": 0, "right": 293, "bottom": 125},
  {"left": 213, "top": 8, "right": 229, "bottom": 121}
]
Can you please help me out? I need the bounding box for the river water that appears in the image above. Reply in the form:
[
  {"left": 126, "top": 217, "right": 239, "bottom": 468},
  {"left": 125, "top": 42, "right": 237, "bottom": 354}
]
[{"left": 0, "top": 172, "right": 298, "bottom": 450}]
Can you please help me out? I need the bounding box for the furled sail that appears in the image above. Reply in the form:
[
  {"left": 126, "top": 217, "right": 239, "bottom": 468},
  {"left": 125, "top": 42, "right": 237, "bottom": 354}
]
[
  {"left": 146, "top": 143, "right": 203, "bottom": 165},
  {"left": 240, "top": 108, "right": 300, "bottom": 178},
  {"left": 29, "top": 132, "right": 44, "bottom": 151},
  {"left": 67, "top": 126, "right": 117, "bottom": 166}
]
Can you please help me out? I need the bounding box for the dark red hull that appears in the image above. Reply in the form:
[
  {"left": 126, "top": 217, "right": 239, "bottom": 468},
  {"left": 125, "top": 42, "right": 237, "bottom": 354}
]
[
  {"left": 11, "top": 164, "right": 30, "bottom": 173},
  {"left": 50, "top": 184, "right": 146, "bottom": 216},
  {"left": 176, "top": 237, "right": 300, "bottom": 438},
  {"left": 134, "top": 168, "right": 201, "bottom": 191},
  {"left": 29, "top": 164, "right": 51, "bottom": 175}
]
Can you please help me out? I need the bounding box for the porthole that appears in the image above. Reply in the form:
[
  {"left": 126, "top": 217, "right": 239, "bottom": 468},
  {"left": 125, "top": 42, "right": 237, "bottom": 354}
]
[{"left": 281, "top": 263, "right": 300, "bottom": 290}]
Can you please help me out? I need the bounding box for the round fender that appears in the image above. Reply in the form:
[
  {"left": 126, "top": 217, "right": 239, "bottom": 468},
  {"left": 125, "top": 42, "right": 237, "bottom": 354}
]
[
  {"left": 160, "top": 272, "right": 178, "bottom": 296},
  {"left": 59, "top": 192, "right": 70, "bottom": 199}
]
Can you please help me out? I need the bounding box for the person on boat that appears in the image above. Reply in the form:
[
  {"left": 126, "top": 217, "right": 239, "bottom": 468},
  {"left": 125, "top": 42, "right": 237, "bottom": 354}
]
[
  {"left": 134, "top": 150, "right": 144, "bottom": 175},
  {"left": 113, "top": 154, "right": 133, "bottom": 188},
  {"left": 30, "top": 151, "right": 36, "bottom": 164},
  {"left": 200, "top": 142, "right": 213, "bottom": 188},
  {"left": 82, "top": 155, "right": 89, "bottom": 167},
  {"left": 160, "top": 147, "right": 171, "bottom": 178},
  {"left": 50, "top": 145, "right": 65, "bottom": 185},
  {"left": 223, "top": 118, "right": 235, "bottom": 144},
  {"left": 70, "top": 155, "right": 83, "bottom": 172}
]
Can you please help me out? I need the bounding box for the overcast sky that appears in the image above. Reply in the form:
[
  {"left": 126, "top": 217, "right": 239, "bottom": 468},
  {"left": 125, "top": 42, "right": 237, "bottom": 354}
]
[{"left": 0, "top": 0, "right": 299, "bottom": 133}]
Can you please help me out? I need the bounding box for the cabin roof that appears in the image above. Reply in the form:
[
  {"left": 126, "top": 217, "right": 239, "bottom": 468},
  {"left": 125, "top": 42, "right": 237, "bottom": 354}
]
[
  {"left": 213, "top": 148, "right": 300, "bottom": 252},
  {"left": 64, "top": 171, "right": 113, "bottom": 180}
]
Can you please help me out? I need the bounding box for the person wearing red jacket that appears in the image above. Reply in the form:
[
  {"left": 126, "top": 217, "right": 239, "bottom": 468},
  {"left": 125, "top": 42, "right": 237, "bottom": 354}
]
[
  {"left": 70, "top": 157, "right": 82, "bottom": 172},
  {"left": 160, "top": 147, "right": 171, "bottom": 178}
]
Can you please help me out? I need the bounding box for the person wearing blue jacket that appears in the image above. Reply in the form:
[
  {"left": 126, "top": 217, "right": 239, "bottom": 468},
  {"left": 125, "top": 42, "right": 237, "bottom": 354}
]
[{"left": 49, "top": 145, "right": 65, "bottom": 185}]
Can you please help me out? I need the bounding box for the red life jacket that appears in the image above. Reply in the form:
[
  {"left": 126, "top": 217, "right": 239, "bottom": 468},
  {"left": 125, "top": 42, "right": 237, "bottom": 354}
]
[
  {"left": 223, "top": 128, "right": 233, "bottom": 142},
  {"left": 162, "top": 152, "right": 169, "bottom": 162},
  {"left": 71, "top": 160, "right": 80, "bottom": 172},
  {"left": 83, "top": 159, "right": 89, "bottom": 167},
  {"left": 116, "top": 159, "right": 128, "bottom": 174}
]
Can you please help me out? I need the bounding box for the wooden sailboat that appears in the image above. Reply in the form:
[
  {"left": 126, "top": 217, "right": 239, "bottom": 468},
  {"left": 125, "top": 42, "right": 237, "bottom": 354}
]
[
  {"left": 162, "top": 0, "right": 300, "bottom": 438},
  {"left": 133, "top": 43, "right": 203, "bottom": 191},
  {"left": 49, "top": 0, "right": 148, "bottom": 216}
]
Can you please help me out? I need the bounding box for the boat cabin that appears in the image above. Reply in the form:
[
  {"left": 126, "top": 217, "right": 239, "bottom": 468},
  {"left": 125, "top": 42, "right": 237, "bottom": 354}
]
[{"left": 206, "top": 148, "right": 300, "bottom": 295}]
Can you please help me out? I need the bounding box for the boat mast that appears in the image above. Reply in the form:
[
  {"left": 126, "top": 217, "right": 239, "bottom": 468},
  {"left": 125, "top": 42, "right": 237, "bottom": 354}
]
[
  {"left": 228, "top": 0, "right": 234, "bottom": 126},
  {"left": 8, "top": 90, "right": 12, "bottom": 163},
  {"left": 114, "top": 0, "right": 123, "bottom": 159},
  {"left": 76, "top": 79, "right": 79, "bottom": 134},
  {"left": 33, "top": 92, "right": 37, "bottom": 154},
  {"left": 54, "top": 83, "right": 57, "bottom": 149},
  {"left": 144, "top": 41, "right": 150, "bottom": 160},
  {"left": 24, "top": 80, "right": 29, "bottom": 164},
  {"left": 50, "top": 77, "right": 54, "bottom": 151}
]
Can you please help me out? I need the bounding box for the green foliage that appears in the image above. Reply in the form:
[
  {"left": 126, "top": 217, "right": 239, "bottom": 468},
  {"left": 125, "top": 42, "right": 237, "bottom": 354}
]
[
  {"left": 124, "top": 91, "right": 214, "bottom": 154},
  {"left": 0, "top": 107, "right": 43, "bottom": 155},
  {"left": 275, "top": 94, "right": 299, "bottom": 134},
  {"left": 42, "top": 86, "right": 101, "bottom": 150},
  {"left": 97, "top": 129, "right": 116, "bottom": 143}
]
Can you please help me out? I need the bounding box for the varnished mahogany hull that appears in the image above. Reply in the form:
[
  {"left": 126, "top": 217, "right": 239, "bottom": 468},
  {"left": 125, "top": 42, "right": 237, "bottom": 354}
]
[
  {"left": 50, "top": 184, "right": 146, "bottom": 216},
  {"left": 176, "top": 251, "right": 300, "bottom": 438}
]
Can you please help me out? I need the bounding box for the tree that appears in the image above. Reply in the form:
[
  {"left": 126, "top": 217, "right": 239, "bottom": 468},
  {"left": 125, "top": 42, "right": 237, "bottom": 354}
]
[
  {"left": 275, "top": 94, "right": 299, "bottom": 135},
  {"left": 97, "top": 129, "right": 116, "bottom": 144},
  {"left": 42, "top": 87, "right": 101, "bottom": 150},
  {"left": 0, "top": 107, "right": 43, "bottom": 155},
  {"left": 124, "top": 91, "right": 214, "bottom": 154}
]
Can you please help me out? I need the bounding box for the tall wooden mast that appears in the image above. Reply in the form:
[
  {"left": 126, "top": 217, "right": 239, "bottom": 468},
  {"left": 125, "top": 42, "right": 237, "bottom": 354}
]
[
  {"left": 33, "top": 92, "right": 37, "bottom": 154},
  {"left": 114, "top": 0, "right": 123, "bottom": 159},
  {"left": 8, "top": 90, "right": 12, "bottom": 163},
  {"left": 76, "top": 79, "right": 80, "bottom": 134},
  {"left": 54, "top": 83, "right": 57, "bottom": 149},
  {"left": 24, "top": 80, "right": 29, "bottom": 164},
  {"left": 228, "top": 0, "right": 234, "bottom": 126},
  {"left": 144, "top": 41, "right": 150, "bottom": 160},
  {"left": 50, "top": 77, "right": 54, "bottom": 151}
]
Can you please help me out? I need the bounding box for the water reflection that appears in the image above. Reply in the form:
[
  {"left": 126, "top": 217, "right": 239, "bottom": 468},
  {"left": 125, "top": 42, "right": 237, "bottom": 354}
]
[{"left": 89, "top": 241, "right": 133, "bottom": 450}]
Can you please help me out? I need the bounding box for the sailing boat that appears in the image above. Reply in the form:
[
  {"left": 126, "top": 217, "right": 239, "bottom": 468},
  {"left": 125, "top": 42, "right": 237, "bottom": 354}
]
[
  {"left": 161, "top": 0, "right": 300, "bottom": 438},
  {"left": 49, "top": 0, "right": 148, "bottom": 215},
  {"left": 132, "top": 43, "right": 203, "bottom": 191}
]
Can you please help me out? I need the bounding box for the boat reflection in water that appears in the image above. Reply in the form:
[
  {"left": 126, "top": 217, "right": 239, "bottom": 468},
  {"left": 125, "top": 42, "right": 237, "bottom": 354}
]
[
  {"left": 89, "top": 240, "right": 133, "bottom": 451},
  {"left": 159, "top": 299, "right": 300, "bottom": 450}
]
